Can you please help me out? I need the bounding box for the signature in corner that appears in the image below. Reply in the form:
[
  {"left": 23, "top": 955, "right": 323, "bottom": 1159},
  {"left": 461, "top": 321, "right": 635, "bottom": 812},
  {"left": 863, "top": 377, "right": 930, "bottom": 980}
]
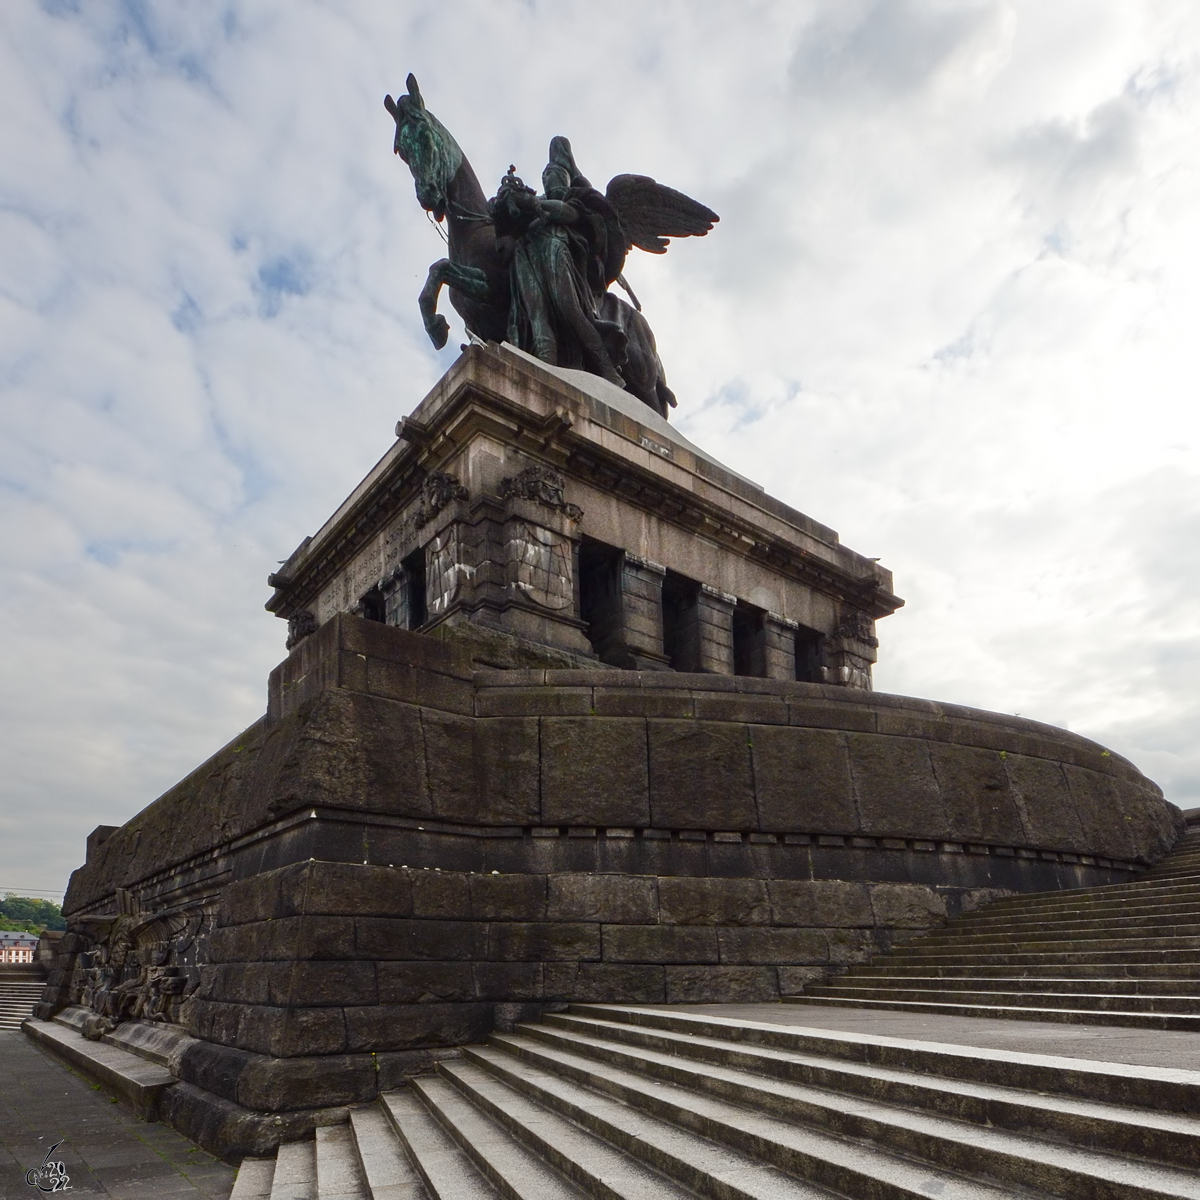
[{"left": 26, "top": 1141, "right": 72, "bottom": 1193}]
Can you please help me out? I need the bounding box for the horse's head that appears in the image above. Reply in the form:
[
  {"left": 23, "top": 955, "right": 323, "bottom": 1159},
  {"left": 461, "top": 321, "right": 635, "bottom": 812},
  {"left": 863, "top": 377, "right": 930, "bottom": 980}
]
[{"left": 384, "top": 74, "right": 463, "bottom": 223}]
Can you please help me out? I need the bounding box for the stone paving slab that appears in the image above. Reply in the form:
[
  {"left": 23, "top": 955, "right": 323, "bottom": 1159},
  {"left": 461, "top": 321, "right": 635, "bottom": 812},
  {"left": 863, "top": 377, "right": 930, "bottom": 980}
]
[
  {"left": 660, "top": 1001, "right": 1200, "bottom": 1070},
  {"left": 0, "top": 1031, "right": 235, "bottom": 1200}
]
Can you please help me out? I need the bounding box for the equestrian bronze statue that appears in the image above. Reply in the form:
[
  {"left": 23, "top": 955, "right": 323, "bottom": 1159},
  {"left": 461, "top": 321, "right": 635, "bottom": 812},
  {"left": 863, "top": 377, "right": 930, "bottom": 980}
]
[{"left": 385, "top": 75, "right": 717, "bottom": 417}]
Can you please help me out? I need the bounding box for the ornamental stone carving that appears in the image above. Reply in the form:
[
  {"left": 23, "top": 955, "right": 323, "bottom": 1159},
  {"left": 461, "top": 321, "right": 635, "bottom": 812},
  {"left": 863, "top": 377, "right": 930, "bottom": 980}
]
[
  {"left": 70, "top": 890, "right": 206, "bottom": 1039},
  {"left": 415, "top": 470, "right": 469, "bottom": 526},
  {"left": 836, "top": 608, "right": 879, "bottom": 648},
  {"left": 501, "top": 465, "right": 583, "bottom": 522},
  {"left": 286, "top": 609, "right": 318, "bottom": 649}
]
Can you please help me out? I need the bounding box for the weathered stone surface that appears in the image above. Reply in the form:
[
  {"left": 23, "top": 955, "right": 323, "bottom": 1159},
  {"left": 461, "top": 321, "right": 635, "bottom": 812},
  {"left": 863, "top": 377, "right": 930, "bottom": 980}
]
[
  {"left": 768, "top": 879, "right": 872, "bottom": 927},
  {"left": 377, "top": 961, "right": 474, "bottom": 1003},
  {"left": 343, "top": 1003, "right": 492, "bottom": 1052},
  {"left": 716, "top": 927, "right": 827, "bottom": 964},
  {"left": 648, "top": 720, "right": 756, "bottom": 829},
  {"left": 487, "top": 921, "right": 601, "bottom": 961},
  {"left": 657, "top": 877, "right": 769, "bottom": 926},
  {"left": 1004, "top": 755, "right": 1086, "bottom": 854},
  {"left": 927, "top": 742, "right": 1026, "bottom": 847},
  {"left": 472, "top": 961, "right": 545, "bottom": 1000},
  {"left": 356, "top": 917, "right": 486, "bottom": 960},
  {"left": 541, "top": 717, "right": 650, "bottom": 826},
  {"left": 547, "top": 874, "right": 658, "bottom": 923},
  {"left": 410, "top": 871, "right": 472, "bottom": 919},
  {"left": 470, "top": 872, "right": 548, "bottom": 920},
  {"left": 663, "top": 965, "right": 778, "bottom": 1003},
  {"left": 849, "top": 734, "right": 948, "bottom": 840},
  {"left": 751, "top": 726, "right": 858, "bottom": 833},
  {"left": 869, "top": 883, "right": 949, "bottom": 928},
  {"left": 544, "top": 962, "right": 666, "bottom": 1003},
  {"left": 601, "top": 925, "right": 719, "bottom": 964}
]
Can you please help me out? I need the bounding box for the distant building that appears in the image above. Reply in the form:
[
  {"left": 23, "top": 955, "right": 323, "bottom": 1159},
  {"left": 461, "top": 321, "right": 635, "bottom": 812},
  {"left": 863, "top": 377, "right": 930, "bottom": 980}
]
[{"left": 0, "top": 931, "right": 38, "bottom": 963}]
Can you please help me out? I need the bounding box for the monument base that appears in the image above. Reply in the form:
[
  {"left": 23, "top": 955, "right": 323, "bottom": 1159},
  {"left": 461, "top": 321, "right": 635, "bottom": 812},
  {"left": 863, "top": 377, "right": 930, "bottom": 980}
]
[{"left": 37, "top": 615, "right": 1181, "bottom": 1158}]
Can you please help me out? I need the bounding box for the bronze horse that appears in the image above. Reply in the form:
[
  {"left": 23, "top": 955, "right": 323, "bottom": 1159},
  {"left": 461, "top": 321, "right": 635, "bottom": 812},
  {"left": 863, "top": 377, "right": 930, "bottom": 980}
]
[{"left": 385, "top": 75, "right": 717, "bottom": 417}]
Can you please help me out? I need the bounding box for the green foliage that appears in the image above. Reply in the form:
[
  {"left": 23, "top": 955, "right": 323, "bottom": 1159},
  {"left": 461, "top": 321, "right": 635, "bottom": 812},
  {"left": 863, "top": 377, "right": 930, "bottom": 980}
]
[{"left": 0, "top": 893, "right": 66, "bottom": 932}]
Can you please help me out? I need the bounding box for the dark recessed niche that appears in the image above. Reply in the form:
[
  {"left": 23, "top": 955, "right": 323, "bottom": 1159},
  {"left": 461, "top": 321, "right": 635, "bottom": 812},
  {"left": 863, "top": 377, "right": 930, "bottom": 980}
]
[
  {"left": 578, "top": 537, "right": 625, "bottom": 666},
  {"left": 795, "top": 624, "right": 825, "bottom": 683},
  {"left": 732, "top": 600, "right": 767, "bottom": 677},
  {"left": 662, "top": 570, "right": 701, "bottom": 671}
]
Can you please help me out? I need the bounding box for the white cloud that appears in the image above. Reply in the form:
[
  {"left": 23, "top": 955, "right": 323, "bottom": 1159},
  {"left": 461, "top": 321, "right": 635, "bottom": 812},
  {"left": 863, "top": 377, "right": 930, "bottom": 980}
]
[{"left": 3, "top": 0, "right": 1200, "bottom": 897}]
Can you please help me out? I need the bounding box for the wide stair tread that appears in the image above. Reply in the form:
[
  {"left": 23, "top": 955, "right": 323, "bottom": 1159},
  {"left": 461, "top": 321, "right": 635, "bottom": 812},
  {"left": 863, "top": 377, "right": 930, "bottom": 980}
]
[
  {"left": 463, "top": 1042, "right": 991, "bottom": 1200},
  {"left": 315, "top": 1125, "right": 369, "bottom": 1200},
  {"left": 477, "top": 1031, "right": 1200, "bottom": 1200},
  {"left": 531, "top": 1013, "right": 1200, "bottom": 1170},
  {"left": 271, "top": 1140, "right": 317, "bottom": 1200},
  {"left": 379, "top": 1087, "right": 507, "bottom": 1200},
  {"left": 787, "top": 993, "right": 1200, "bottom": 1030},
  {"left": 347, "top": 1106, "right": 426, "bottom": 1200},
  {"left": 417, "top": 1063, "right": 711, "bottom": 1199},
  {"left": 803, "top": 984, "right": 1200, "bottom": 1013}
]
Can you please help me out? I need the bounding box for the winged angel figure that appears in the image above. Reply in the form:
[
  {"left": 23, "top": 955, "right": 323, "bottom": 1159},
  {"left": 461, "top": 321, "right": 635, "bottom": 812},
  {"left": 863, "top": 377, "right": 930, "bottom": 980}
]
[{"left": 386, "top": 76, "right": 717, "bottom": 416}]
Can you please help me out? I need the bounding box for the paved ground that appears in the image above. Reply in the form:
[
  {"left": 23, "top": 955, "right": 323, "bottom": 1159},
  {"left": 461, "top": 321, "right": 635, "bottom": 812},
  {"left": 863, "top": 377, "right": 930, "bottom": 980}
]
[
  {"left": 664, "top": 1002, "right": 1200, "bottom": 1070},
  {"left": 0, "top": 1032, "right": 234, "bottom": 1200}
]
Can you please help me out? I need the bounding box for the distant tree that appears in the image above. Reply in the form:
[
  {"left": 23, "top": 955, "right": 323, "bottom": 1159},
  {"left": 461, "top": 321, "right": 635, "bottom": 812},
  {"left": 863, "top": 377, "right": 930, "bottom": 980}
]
[{"left": 0, "top": 893, "right": 66, "bottom": 931}]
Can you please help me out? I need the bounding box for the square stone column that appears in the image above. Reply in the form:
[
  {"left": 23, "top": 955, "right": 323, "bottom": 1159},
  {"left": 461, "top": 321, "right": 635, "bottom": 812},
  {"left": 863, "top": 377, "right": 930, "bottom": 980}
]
[
  {"left": 696, "top": 584, "right": 736, "bottom": 674},
  {"left": 621, "top": 554, "right": 671, "bottom": 670},
  {"left": 764, "top": 612, "right": 800, "bottom": 681}
]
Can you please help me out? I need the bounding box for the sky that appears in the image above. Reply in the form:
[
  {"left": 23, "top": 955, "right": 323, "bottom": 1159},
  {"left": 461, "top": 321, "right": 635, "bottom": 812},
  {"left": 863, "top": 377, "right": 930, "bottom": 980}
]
[{"left": 3, "top": 0, "right": 1200, "bottom": 900}]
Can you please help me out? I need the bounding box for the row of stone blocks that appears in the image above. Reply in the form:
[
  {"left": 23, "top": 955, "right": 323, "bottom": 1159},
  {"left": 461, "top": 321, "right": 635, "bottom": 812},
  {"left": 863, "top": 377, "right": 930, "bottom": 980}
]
[
  {"left": 46, "top": 614, "right": 1183, "bottom": 1159},
  {"left": 188, "top": 859, "right": 1012, "bottom": 1060}
]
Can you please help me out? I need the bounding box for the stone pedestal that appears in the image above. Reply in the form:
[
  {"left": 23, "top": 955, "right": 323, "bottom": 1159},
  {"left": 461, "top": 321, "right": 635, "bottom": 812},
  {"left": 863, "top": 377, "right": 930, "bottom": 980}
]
[
  {"left": 34, "top": 348, "right": 1183, "bottom": 1161},
  {"left": 268, "top": 343, "right": 901, "bottom": 689}
]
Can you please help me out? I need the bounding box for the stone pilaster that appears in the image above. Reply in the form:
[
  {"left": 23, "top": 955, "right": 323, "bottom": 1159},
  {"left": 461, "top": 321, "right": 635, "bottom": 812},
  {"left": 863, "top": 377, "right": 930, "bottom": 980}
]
[
  {"left": 696, "top": 584, "right": 736, "bottom": 674},
  {"left": 764, "top": 612, "right": 799, "bottom": 681},
  {"left": 621, "top": 554, "right": 671, "bottom": 670}
]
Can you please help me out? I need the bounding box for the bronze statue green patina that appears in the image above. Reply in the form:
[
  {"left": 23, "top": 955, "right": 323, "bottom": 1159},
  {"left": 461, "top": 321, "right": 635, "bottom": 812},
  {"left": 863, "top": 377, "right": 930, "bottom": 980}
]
[{"left": 385, "top": 75, "right": 717, "bottom": 417}]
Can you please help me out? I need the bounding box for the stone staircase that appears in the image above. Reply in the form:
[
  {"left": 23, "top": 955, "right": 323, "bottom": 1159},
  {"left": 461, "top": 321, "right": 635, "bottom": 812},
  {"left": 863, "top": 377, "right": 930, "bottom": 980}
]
[
  {"left": 231, "top": 1002, "right": 1200, "bottom": 1199},
  {"left": 0, "top": 971, "right": 46, "bottom": 1030},
  {"left": 790, "top": 823, "right": 1200, "bottom": 1030}
]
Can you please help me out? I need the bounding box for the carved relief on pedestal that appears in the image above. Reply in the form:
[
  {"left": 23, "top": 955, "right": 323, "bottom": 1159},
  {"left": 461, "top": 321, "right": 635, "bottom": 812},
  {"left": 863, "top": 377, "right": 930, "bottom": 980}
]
[
  {"left": 427, "top": 524, "right": 472, "bottom": 616},
  {"left": 510, "top": 522, "right": 575, "bottom": 611},
  {"left": 69, "top": 889, "right": 208, "bottom": 1040},
  {"left": 286, "top": 609, "right": 318, "bottom": 649},
  {"left": 501, "top": 465, "right": 583, "bottom": 522},
  {"left": 415, "top": 469, "right": 469, "bottom": 526},
  {"left": 836, "top": 608, "right": 880, "bottom": 648}
]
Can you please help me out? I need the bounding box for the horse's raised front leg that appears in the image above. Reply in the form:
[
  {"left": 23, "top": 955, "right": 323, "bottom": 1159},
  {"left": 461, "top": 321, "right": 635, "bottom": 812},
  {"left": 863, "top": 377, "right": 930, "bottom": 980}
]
[{"left": 419, "top": 259, "right": 491, "bottom": 349}]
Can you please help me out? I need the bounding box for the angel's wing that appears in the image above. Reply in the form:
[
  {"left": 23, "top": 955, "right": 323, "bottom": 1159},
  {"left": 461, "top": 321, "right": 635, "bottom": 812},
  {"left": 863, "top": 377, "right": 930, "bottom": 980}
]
[{"left": 604, "top": 174, "right": 719, "bottom": 255}]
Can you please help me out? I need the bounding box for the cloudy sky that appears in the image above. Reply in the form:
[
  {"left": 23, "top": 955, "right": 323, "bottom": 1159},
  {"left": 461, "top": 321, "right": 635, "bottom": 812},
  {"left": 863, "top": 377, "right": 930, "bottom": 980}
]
[{"left": 4, "top": 0, "right": 1200, "bottom": 899}]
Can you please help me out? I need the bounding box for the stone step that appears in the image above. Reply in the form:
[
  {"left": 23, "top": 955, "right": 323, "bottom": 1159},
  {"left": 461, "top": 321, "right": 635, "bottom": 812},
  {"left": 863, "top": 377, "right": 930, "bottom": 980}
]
[
  {"left": 444, "top": 1054, "right": 821, "bottom": 1199},
  {"left": 230, "top": 1158, "right": 276, "bottom": 1200},
  {"left": 470, "top": 1032, "right": 1200, "bottom": 1200},
  {"left": 876, "top": 947, "right": 1200, "bottom": 967},
  {"left": 461, "top": 1042, "right": 997, "bottom": 1200},
  {"left": 837, "top": 974, "right": 1200, "bottom": 995},
  {"left": 523, "top": 1014, "right": 1200, "bottom": 1171},
  {"left": 914, "top": 926, "right": 1200, "bottom": 948},
  {"left": 21, "top": 1015, "right": 177, "bottom": 1119},
  {"left": 347, "top": 1106, "right": 426, "bottom": 1200},
  {"left": 802, "top": 984, "right": 1200, "bottom": 1015},
  {"left": 978, "top": 877, "right": 1200, "bottom": 909},
  {"left": 567, "top": 1005, "right": 1200, "bottom": 1113},
  {"left": 785, "top": 993, "right": 1200, "bottom": 1030},
  {"left": 414, "top": 1067, "right": 689, "bottom": 1199},
  {"left": 379, "top": 1087, "right": 499, "bottom": 1199},
  {"left": 315, "top": 1125, "right": 370, "bottom": 1200},
  {"left": 271, "top": 1140, "right": 317, "bottom": 1200},
  {"left": 829, "top": 962, "right": 1200, "bottom": 979},
  {"left": 956, "top": 907, "right": 1200, "bottom": 932}
]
